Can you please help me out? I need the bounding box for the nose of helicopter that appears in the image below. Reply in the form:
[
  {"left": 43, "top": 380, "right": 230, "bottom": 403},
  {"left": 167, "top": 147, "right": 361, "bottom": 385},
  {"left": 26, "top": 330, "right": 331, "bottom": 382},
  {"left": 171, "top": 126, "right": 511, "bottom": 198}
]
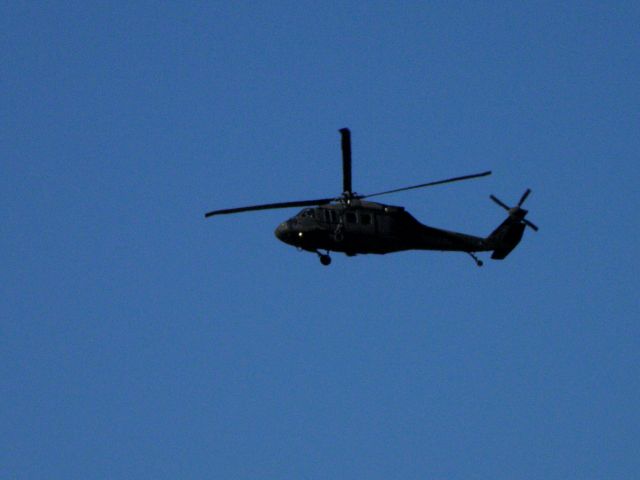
[
  {"left": 274, "top": 222, "right": 290, "bottom": 243},
  {"left": 275, "top": 220, "right": 302, "bottom": 246}
]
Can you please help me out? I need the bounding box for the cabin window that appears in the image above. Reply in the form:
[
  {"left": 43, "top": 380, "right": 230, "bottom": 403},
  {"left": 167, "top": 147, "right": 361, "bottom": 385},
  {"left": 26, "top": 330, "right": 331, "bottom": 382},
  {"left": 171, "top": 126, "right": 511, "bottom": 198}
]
[
  {"left": 360, "top": 213, "right": 372, "bottom": 225},
  {"left": 345, "top": 212, "right": 357, "bottom": 223}
]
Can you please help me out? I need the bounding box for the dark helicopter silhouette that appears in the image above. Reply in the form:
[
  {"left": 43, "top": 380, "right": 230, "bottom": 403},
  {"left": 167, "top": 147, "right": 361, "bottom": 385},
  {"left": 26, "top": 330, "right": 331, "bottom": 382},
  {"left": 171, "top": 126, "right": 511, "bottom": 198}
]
[{"left": 205, "top": 128, "right": 537, "bottom": 266}]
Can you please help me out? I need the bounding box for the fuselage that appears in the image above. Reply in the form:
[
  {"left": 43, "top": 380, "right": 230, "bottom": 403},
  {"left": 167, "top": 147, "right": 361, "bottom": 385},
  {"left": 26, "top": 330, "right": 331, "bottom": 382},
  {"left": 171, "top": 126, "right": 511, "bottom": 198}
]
[{"left": 274, "top": 199, "right": 489, "bottom": 256}]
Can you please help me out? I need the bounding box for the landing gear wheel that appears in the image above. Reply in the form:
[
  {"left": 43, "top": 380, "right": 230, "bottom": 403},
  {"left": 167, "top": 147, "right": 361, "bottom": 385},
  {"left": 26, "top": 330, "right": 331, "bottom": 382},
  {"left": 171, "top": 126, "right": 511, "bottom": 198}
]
[{"left": 319, "top": 254, "right": 332, "bottom": 266}]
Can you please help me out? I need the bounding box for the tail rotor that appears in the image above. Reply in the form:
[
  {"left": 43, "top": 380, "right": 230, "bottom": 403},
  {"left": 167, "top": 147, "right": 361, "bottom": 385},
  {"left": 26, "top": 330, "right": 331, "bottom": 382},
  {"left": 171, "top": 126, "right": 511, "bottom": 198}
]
[{"left": 490, "top": 189, "right": 539, "bottom": 231}]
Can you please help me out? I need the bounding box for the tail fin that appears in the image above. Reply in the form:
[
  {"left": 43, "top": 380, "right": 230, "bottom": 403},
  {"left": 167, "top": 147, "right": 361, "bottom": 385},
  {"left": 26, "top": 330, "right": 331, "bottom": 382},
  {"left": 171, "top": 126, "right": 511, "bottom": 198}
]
[
  {"left": 486, "top": 189, "right": 538, "bottom": 260},
  {"left": 487, "top": 219, "right": 526, "bottom": 259}
]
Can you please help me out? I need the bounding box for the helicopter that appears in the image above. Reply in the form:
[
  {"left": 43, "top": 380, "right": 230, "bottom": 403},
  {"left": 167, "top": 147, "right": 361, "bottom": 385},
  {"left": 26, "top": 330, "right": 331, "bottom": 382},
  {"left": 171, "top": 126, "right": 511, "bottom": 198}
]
[{"left": 205, "top": 128, "right": 537, "bottom": 266}]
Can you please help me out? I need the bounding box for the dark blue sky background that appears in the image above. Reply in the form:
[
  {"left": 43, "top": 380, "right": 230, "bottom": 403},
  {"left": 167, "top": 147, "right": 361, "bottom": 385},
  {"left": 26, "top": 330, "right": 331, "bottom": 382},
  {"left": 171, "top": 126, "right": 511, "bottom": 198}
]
[{"left": 3, "top": 2, "right": 639, "bottom": 478}]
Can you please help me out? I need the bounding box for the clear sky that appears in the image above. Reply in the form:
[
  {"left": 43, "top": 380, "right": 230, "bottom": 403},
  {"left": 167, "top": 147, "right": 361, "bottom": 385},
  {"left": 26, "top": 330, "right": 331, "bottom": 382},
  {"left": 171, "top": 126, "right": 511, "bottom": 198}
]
[{"left": 3, "top": 2, "right": 639, "bottom": 479}]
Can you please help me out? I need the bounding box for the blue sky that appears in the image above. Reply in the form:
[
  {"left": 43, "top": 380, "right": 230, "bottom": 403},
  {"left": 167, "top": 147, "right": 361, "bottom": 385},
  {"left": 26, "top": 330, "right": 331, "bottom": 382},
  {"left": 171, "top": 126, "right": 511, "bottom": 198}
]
[{"left": 2, "top": 2, "right": 639, "bottom": 478}]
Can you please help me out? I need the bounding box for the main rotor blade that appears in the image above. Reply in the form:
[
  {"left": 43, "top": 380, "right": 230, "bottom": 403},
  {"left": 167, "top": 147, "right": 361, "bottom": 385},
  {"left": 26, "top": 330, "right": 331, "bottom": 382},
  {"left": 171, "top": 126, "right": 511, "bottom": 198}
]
[
  {"left": 204, "top": 197, "right": 334, "bottom": 218},
  {"left": 361, "top": 171, "right": 492, "bottom": 199},
  {"left": 340, "top": 128, "right": 352, "bottom": 194}
]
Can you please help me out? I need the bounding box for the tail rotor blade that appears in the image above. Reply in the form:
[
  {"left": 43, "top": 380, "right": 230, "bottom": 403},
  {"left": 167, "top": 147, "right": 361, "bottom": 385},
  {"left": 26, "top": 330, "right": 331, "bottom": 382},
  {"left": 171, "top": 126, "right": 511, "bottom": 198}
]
[
  {"left": 490, "top": 194, "right": 511, "bottom": 211},
  {"left": 518, "top": 188, "right": 531, "bottom": 207}
]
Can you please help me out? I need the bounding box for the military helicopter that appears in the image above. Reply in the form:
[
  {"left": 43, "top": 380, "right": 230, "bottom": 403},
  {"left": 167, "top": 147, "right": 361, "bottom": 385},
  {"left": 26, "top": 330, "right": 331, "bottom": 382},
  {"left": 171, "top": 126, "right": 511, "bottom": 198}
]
[{"left": 205, "top": 128, "right": 537, "bottom": 266}]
